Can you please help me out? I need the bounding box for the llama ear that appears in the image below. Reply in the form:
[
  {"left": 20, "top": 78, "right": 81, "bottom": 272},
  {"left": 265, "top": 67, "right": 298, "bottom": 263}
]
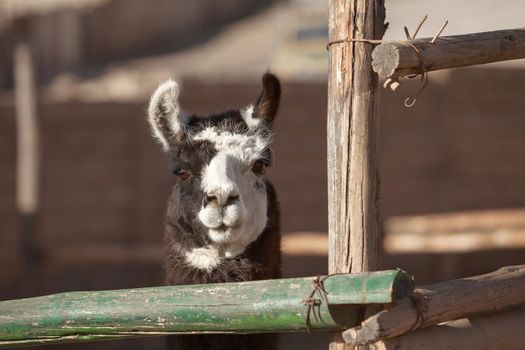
[
  {"left": 147, "top": 79, "right": 186, "bottom": 150},
  {"left": 252, "top": 73, "right": 281, "bottom": 126}
]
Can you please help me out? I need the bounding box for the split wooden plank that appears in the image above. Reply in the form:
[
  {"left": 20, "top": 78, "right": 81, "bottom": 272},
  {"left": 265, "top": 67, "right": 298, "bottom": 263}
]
[
  {"left": 371, "top": 306, "right": 525, "bottom": 350},
  {"left": 372, "top": 28, "right": 525, "bottom": 81},
  {"left": 342, "top": 265, "right": 525, "bottom": 345},
  {"left": 0, "top": 270, "right": 413, "bottom": 348}
]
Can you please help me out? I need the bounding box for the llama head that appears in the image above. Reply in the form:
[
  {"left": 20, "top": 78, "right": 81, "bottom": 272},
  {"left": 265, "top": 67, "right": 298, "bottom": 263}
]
[{"left": 148, "top": 73, "right": 280, "bottom": 267}]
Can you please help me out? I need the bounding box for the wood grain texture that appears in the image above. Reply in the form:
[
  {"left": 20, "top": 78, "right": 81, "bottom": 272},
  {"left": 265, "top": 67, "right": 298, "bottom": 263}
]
[
  {"left": 342, "top": 265, "right": 525, "bottom": 345},
  {"left": 0, "top": 271, "right": 413, "bottom": 348},
  {"left": 327, "top": 1, "right": 385, "bottom": 348},
  {"left": 328, "top": 0, "right": 385, "bottom": 273},
  {"left": 371, "top": 306, "right": 525, "bottom": 350},
  {"left": 372, "top": 28, "right": 525, "bottom": 80},
  {"left": 327, "top": 0, "right": 385, "bottom": 276}
]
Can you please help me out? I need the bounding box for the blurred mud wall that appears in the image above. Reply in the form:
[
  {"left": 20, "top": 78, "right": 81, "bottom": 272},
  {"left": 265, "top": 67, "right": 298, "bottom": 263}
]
[{"left": 0, "top": 0, "right": 281, "bottom": 85}]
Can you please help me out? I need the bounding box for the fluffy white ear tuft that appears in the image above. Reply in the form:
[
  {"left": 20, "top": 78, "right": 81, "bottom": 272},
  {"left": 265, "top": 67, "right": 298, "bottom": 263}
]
[
  {"left": 147, "top": 79, "right": 184, "bottom": 150},
  {"left": 241, "top": 104, "right": 261, "bottom": 129}
]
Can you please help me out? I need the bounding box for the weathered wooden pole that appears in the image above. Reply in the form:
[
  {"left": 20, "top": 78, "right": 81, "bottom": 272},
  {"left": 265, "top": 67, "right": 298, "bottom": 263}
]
[
  {"left": 13, "top": 20, "right": 40, "bottom": 297},
  {"left": 372, "top": 306, "right": 525, "bottom": 350},
  {"left": 343, "top": 265, "right": 525, "bottom": 345},
  {"left": 327, "top": 0, "right": 386, "bottom": 348},
  {"left": 0, "top": 271, "right": 414, "bottom": 348},
  {"left": 14, "top": 42, "right": 39, "bottom": 218},
  {"left": 372, "top": 28, "right": 525, "bottom": 81}
]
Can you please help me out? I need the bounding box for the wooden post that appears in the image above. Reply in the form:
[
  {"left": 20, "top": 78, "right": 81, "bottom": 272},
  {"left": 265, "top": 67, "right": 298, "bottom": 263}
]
[
  {"left": 14, "top": 42, "right": 39, "bottom": 222},
  {"left": 13, "top": 28, "right": 40, "bottom": 297},
  {"left": 372, "top": 28, "right": 525, "bottom": 81},
  {"left": 327, "top": 0, "right": 386, "bottom": 348},
  {"left": 342, "top": 265, "right": 525, "bottom": 345}
]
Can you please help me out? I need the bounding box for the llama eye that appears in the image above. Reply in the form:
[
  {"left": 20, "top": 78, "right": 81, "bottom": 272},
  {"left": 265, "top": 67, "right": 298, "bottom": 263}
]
[
  {"left": 174, "top": 169, "right": 191, "bottom": 181},
  {"left": 251, "top": 161, "right": 266, "bottom": 175}
]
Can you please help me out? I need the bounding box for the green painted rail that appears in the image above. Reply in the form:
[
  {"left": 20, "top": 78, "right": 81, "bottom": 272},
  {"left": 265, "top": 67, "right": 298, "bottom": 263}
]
[{"left": 0, "top": 270, "right": 413, "bottom": 348}]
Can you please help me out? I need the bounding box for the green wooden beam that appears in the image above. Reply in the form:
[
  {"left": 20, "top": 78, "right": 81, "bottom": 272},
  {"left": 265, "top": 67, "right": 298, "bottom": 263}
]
[{"left": 0, "top": 270, "right": 413, "bottom": 348}]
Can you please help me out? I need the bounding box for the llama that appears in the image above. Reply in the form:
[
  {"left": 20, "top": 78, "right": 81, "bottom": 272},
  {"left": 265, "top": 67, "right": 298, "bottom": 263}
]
[{"left": 147, "top": 73, "right": 282, "bottom": 350}]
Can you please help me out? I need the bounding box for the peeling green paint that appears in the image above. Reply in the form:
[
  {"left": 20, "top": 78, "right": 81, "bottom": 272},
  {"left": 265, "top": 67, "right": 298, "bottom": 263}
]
[{"left": 0, "top": 270, "right": 413, "bottom": 348}]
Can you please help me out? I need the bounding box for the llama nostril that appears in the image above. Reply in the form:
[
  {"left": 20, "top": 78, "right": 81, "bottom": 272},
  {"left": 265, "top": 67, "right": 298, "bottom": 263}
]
[
  {"left": 205, "top": 193, "right": 239, "bottom": 207},
  {"left": 205, "top": 195, "right": 217, "bottom": 205}
]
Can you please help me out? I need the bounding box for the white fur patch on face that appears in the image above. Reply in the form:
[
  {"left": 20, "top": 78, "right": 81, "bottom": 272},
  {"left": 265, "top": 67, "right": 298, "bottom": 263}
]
[
  {"left": 184, "top": 246, "right": 220, "bottom": 272},
  {"left": 241, "top": 105, "right": 261, "bottom": 129},
  {"left": 193, "top": 127, "right": 270, "bottom": 163},
  {"left": 193, "top": 127, "right": 270, "bottom": 259}
]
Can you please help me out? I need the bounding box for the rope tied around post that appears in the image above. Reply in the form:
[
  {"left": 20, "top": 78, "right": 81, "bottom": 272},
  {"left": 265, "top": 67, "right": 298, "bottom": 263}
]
[
  {"left": 326, "top": 16, "right": 448, "bottom": 107},
  {"left": 301, "top": 275, "right": 329, "bottom": 332},
  {"left": 326, "top": 38, "right": 383, "bottom": 50}
]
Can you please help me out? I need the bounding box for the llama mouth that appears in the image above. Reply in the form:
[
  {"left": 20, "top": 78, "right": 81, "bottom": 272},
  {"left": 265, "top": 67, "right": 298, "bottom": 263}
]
[
  {"left": 213, "top": 224, "right": 239, "bottom": 234},
  {"left": 210, "top": 223, "right": 240, "bottom": 232},
  {"left": 207, "top": 224, "right": 240, "bottom": 243}
]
